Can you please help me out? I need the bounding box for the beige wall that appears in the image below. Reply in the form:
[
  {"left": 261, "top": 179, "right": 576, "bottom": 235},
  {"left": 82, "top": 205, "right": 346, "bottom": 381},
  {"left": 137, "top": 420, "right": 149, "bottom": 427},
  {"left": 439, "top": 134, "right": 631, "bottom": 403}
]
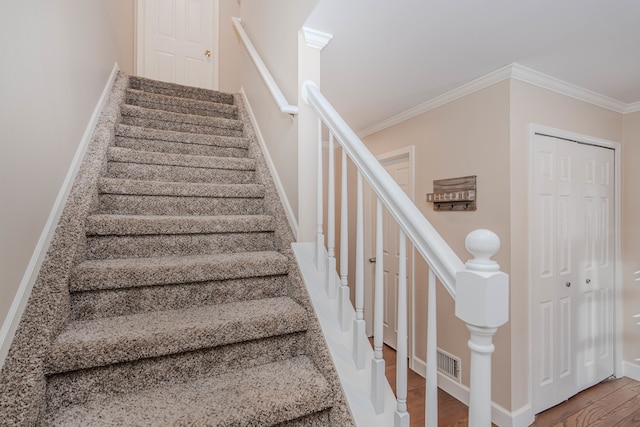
[
  {"left": 509, "top": 79, "right": 623, "bottom": 411},
  {"left": 106, "top": 0, "right": 135, "bottom": 75},
  {"left": 238, "top": 0, "right": 319, "bottom": 224},
  {"left": 218, "top": 0, "right": 242, "bottom": 93},
  {"left": 0, "top": 1, "right": 122, "bottom": 341},
  {"left": 361, "top": 81, "right": 512, "bottom": 409},
  {"left": 622, "top": 112, "right": 640, "bottom": 365}
]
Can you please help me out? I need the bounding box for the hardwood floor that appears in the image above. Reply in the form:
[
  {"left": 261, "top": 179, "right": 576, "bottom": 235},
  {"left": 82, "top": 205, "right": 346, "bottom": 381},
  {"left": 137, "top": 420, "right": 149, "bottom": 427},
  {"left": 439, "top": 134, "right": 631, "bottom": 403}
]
[{"left": 379, "top": 343, "right": 640, "bottom": 426}]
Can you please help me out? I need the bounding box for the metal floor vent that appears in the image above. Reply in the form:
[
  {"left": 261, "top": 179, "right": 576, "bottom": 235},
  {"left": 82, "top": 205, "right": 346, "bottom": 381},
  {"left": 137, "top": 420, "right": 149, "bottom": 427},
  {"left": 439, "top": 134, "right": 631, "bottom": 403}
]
[{"left": 437, "top": 348, "right": 461, "bottom": 383}]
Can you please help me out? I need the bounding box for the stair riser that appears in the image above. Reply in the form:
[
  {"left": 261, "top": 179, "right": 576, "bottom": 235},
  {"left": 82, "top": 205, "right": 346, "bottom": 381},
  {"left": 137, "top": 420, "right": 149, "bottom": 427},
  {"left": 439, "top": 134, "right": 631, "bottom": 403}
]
[
  {"left": 125, "top": 96, "right": 238, "bottom": 120},
  {"left": 98, "top": 194, "right": 264, "bottom": 216},
  {"left": 70, "top": 275, "right": 288, "bottom": 320},
  {"left": 121, "top": 116, "right": 243, "bottom": 137},
  {"left": 129, "top": 78, "right": 235, "bottom": 105},
  {"left": 105, "top": 162, "right": 255, "bottom": 184},
  {"left": 46, "top": 332, "right": 306, "bottom": 411},
  {"left": 116, "top": 137, "right": 248, "bottom": 158},
  {"left": 85, "top": 232, "right": 275, "bottom": 259}
]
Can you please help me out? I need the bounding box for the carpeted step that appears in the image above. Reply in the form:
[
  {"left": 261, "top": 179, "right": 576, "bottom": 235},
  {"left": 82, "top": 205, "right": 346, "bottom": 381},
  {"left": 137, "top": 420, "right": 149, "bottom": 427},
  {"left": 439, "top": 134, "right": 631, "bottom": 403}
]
[
  {"left": 97, "top": 178, "right": 265, "bottom": 215},
  {"left": 46, "top": 332, "right": 306, "bottom": 410},
  {"left": 43, "top": 356, "right": 332, "bottom": 427},
  {"left": 115, "top": 124, "right": 249, "bottom": 150},
  {"left": 84, "top": 214, "right": 276, "bottom": 259},
  {"left": 105, "top": 147, "right": 256, "bottom": 184},
  {"left": 70, "top": 274, "right": 289, "bottom": 320},
  {"left": 70, "top": 250, "right": 289, "bottom": 292},
  {"left": 125, "top": 88, "right": 238, "bottom": 119},
  {"left": 46, "top": 296, "right": 307, "bottom": 374},
  {"left": 120, "top": 104, "right": 243, "bottom": 137},
  {"left": 115, "top": 135, "right": 248, "bottom": 158},
  {"left": 129, "top": 76, "right": 235, "bottom": 105}
]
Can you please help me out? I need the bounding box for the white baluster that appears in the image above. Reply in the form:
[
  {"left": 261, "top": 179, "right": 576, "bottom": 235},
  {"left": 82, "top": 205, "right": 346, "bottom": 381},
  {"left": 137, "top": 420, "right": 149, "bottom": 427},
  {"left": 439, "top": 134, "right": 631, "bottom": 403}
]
[
  {"left": 316, "top": 117, "right": 325, "bottom": 271},
  {"left": 371, "top": 198, "right": 385, "bottom": 414},
  {"left": 395, "top": 229, "right": 409, "bottom": 427},
  {"left": 426, "top": 268, "right": 437, "bottom": 427},
  {"left": 455, "top": 230, "right": 509, "bottom": 427},
  {"left": 352, "top": 172, "right": 366, "bottom": 369},
  {"left": 326, "top": 133, "right": 337, "bottom": 298},
  {"left": 339, "top": 148, "right": 350, "bottom": 331}
]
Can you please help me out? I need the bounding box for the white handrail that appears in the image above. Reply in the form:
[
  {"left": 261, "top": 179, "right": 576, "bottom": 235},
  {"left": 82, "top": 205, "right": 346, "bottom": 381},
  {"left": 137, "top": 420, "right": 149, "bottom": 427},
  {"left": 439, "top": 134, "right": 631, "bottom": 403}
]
[
  {"left": 302, "top": 80, "right": 463, "bottom": 297},
  {"left": 232, "top": 17, "right": 298, "bottom": 115}
]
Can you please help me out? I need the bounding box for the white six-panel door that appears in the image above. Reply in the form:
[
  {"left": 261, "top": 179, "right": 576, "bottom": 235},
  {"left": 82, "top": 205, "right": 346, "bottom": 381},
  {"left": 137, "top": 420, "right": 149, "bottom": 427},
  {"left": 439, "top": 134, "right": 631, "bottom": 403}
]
[
  {"left": 143, "top": 0, "right": 218, "bottom": 90},
  {"left": 532, "top": 134, "right": 615, "bottom": 414}
]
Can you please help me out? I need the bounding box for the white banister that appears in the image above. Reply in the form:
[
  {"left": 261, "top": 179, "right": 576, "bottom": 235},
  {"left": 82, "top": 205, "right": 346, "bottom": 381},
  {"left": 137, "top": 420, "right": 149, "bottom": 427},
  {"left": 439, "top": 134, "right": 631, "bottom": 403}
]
[
  {"left": 302, "top": 81, "right": 464, "bottom": 296},
  {"left": 326, "top": 133, "right": 337, "bottom": 298},
  {"left": 455, "top": 230, "right": 509, "bottom": 427},
  {"left": 316, "top": 118, "right": 324, "bottom": 270},
  {"left": 353, "top": 172, "right": 366, "bottom": 369},
  {"left": 426, "top": 269, "right": 438, "bottom": 427},
  {"left": 395, "top": 229, "right": 410, "bottom": 427},
  {"left": 231, "top": 17, "right": 298, "bottom": 115},
  {"left": 371, "top": 199, "right": 385, "bottom": 413},
  {"left": 300, "top": 80, "right": 509, "bottom": 427},
  {"left": 339, "top": 149, "right": 350, "bottom": 331}
]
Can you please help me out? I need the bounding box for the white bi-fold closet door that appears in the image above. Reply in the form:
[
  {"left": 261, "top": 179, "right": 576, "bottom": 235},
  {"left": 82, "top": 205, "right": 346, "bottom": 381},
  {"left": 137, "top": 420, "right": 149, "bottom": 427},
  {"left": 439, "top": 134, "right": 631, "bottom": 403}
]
[{"left": 532, "top": 133, "right": 615, "bottom": 414}]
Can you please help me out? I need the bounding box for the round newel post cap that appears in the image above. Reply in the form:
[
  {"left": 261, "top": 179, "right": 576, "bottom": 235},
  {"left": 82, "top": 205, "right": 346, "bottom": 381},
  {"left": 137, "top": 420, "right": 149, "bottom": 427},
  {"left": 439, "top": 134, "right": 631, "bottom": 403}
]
[{"left": 465, "top": 229, "right": 500, "bottom": 272}]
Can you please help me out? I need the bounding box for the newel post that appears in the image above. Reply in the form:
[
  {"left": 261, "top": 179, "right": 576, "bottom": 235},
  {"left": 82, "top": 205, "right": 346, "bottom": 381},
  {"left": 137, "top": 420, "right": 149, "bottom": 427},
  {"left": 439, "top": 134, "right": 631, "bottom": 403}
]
[{"left": 455, "top": 230, "right": 509, "bottom": 427}]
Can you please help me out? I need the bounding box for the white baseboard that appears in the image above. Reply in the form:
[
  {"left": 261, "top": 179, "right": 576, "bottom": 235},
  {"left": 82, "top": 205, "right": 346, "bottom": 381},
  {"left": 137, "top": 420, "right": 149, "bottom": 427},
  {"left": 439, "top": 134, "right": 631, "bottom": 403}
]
[
  {"left": 412, "top": 355, "right": 534, "bottom": 427},
  {"left": 0, "top": 62, "right": 120, "bottom": 370},
  {"left": 623, "top": 360, "right": 640, "bottom": 381},
  {"left": 239, "top": 87, "right": 298, "bottom": 237}
]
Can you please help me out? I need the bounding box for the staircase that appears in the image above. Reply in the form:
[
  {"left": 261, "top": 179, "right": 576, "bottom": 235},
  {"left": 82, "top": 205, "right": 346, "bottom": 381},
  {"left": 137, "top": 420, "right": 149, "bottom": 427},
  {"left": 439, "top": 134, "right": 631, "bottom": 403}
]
[{"left": 0, "top": 74, "right": 353, "bottom": 426}]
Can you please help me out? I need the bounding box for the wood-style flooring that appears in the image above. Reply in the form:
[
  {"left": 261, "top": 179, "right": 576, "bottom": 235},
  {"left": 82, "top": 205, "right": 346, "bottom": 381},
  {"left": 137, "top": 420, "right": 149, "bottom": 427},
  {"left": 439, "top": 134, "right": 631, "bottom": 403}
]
[{"left": 379, "top": 343, "right": 640, "bottom": 426}]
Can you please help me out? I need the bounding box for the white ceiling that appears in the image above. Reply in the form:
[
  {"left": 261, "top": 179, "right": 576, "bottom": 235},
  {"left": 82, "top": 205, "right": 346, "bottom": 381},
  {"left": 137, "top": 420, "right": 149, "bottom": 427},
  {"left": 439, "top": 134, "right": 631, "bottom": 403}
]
[{"left": 306, "top": 0, "right": 640, "bottom": 133}]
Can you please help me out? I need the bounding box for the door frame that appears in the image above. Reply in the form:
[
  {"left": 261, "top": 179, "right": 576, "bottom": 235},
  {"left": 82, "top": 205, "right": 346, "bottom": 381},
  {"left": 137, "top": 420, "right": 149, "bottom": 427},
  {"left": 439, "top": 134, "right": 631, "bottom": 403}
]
[
  {"left": 135, "top": 0, "right": 220, "bottom": 89},
  {"left": 363, "top": 145, "right": 416, "bottom": 367},
  {"left": 528, "top": 124, "right": 623, "bottom": 412}
]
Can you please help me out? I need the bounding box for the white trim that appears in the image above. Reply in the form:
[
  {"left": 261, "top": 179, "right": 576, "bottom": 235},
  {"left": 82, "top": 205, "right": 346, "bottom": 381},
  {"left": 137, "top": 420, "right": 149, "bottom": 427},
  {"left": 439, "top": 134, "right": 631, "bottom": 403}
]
[
  {"left": 301, "top": 27, "right": 333, "bottom": 51},
  {"left": 358, "top": 64, "right": 512, "bottom": 138},
  {"left": 239, "top": 87, "right": 299, "bottom": 238},
  {"left": 413, "top": 356, "right": 533, "bottom": 427},
  {"left": 232, "top": 17, "right": 298, "bottom": 115},
  {"left": 527, "top": 124, "right": 623, "bottom": 415},
  {"left": 623, "top": 360, "right": 640, "bottom": 381},
  {"left": 211, "top": 0, "right": 220, "bottom": 90},
  {"left": 0, "top": 63, "right": 120, "bottom": 370},
  {"left": 358, "top": 63, "right": 638, "bottom": 138}
]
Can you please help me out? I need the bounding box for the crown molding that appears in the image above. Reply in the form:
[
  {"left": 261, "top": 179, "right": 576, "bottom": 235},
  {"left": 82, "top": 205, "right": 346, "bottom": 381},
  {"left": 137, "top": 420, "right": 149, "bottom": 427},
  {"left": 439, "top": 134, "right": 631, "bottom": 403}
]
[
  {"left": 359, "top": 63, "right": 637, "bottom": 138},
  {"left": 302, "top": 27, "right": 333, "bottom": 50},
  {"left": 358, "top": 64, "right": 513, "bottom": 138},
  {"left": 626, "top": 101, "right": 640, "bottom": 114},
  {"left": 510, "top": 63, "right": 627, "bottom": 114}
]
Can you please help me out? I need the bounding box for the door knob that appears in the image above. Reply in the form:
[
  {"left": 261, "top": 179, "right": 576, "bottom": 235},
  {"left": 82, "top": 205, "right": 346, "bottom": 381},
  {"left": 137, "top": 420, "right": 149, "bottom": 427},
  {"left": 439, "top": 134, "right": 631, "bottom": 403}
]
[
  {"left": 566, "top": 281, "right": 571, "bottom": 287},
  {"left": 204, "top": 49, "right": 211, "bottom": 58},
  {"left": 369, "top": 257, "right": 376, "bottom": 263}
]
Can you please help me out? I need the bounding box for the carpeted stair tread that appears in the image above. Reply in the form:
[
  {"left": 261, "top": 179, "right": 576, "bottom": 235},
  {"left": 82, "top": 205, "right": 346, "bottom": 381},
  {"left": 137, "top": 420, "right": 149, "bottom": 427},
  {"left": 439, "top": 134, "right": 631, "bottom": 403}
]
[
  {"left": 107, "top": 146, "right": 255, "bottom": 170},
  {"left": 126, "top": 88, "right": 238, "bottom": 119},
  {"left": 42, "top": 356, "right": 332, "bottom": 427},
  {"left": 98, "top": 177, "right": 264, "bottom": 198},
  {"left": 115, "top": 124, "right": 250, "bottom": 149},
  {"left": 70, "top": 251, "right": 289, "bottom": 292},
  {"left": 45, "top": 297, "right": 308, "bottom": 374},
  {"left": 129, "top": 76, "right": 235, "bottom": 105},
  {"left": 86, "top": 214, "right": 275, "bottom": 235},
  {"left": 121, "top": 104, "right": 243, "bottom": 137}
]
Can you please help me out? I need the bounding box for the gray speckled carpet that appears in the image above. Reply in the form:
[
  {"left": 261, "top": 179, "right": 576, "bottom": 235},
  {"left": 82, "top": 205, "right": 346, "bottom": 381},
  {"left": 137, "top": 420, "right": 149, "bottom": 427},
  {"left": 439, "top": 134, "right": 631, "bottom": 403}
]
[{"left": 0, "top": 75, "right": 354, "bottom": 426}]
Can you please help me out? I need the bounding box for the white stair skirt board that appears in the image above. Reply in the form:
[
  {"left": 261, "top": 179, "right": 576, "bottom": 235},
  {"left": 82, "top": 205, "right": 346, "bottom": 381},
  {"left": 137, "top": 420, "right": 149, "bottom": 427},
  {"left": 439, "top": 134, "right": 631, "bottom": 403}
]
[
  {"left": 239, "top": 87, "right": 298, "bottom": 237},
  {"left": 0, "top": 62, "right": 120, "bottom": 370},
  {"left": 292, "top": 242, "right": 396, "bottom": 426}
]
